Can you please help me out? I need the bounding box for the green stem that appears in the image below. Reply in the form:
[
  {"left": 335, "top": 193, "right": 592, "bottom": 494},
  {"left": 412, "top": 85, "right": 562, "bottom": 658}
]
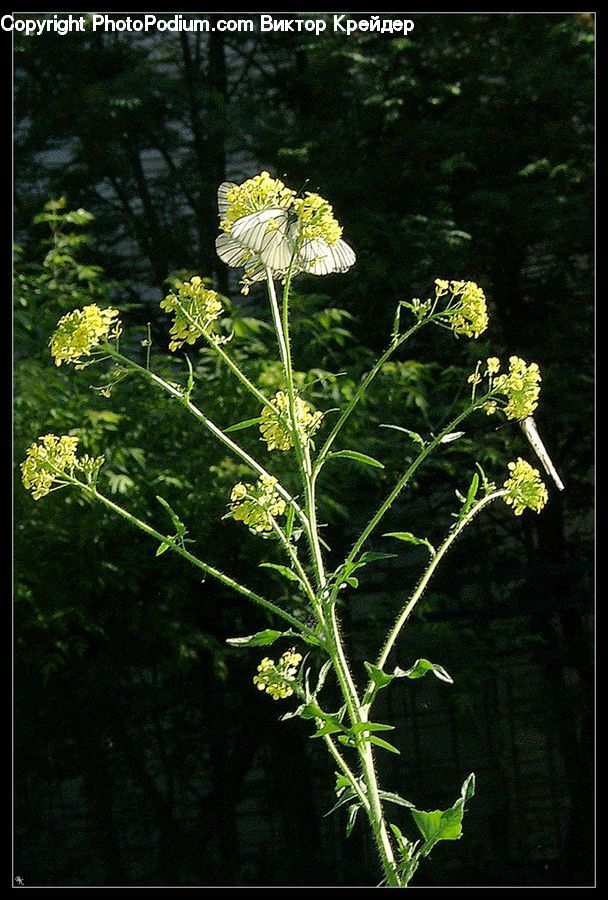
[
  {"left": 107, "top": 348, "right": 310, "bottom": 532},
  {"left": 267, "top": 268, "right": 398, "bottom": 885},
  {"left": 364, "top": 490, "right": 506, "bottom": 708},
  {"left": 313, "top": 322, "right": 424, "bottom": 478},
  {"left": 82, "top": 484, "right": 315, "bottom": 638},
  {"left": 342, "top": 401, "right": 488, "bottom": 581}
]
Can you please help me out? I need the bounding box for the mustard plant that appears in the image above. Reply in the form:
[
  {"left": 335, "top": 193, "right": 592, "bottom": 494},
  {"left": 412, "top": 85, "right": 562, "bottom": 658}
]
[{"left": 21, "top": 173, "right": 561, "bottom": 887}]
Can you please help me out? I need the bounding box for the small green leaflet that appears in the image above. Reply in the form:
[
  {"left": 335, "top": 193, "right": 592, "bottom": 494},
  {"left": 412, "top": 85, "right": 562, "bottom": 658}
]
[
  {"left": 380, "top": 423, "right": 426, "bottom": 447},
  {"left": 224, "top": 416, "right": 262, "bottom": 433},
  {"left": 259, "top": 562, "right": 303, "bottom": 584},
  {"left": 327, "top": 449, "right": 385, "bottom": 469},
  {"left": 364, "top": 659, "right": 453, "bottom": 697},
  {"left": 226, "top": 629, "right": 286, "bottom": 647},
  {"left": 383, "top": 531, "right": 436, "bottom": 556},
  {"left": 227, "top": 628, "right": 321, "bottom": 648},
  {"left": 410, "top": 773, "right": 475, "bottom": 856},
  {"left": 394, "top": 658, "right": 454, "bottom": 684}
]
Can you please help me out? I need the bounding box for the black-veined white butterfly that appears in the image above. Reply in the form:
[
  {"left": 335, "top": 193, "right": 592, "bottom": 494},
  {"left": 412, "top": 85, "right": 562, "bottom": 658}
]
[
  {"left": 519, "top": 416, "right": 564, "bottom": 491},
  {"left": 216, "top": 182, "right": 356, "bottom": 275}
]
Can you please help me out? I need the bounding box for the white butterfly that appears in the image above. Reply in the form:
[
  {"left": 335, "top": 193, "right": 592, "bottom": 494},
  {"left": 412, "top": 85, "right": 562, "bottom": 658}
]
[
  {"left": 519, "top": 416, "right": 564, "bottom": 491},
  {"left": 216, "top": 181, "right": 356, "bottom": 275}
]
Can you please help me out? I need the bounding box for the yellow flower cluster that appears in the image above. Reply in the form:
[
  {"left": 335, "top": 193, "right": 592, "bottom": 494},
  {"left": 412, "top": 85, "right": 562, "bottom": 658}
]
[
  {"left": 160, "top": 277, "right": 223, "bottom": 352},
  {"left": 253, "top": 649, "right": 303, "bottom": 700},
  {"left": 21, "top": 434, "right": 80, "bottom": 499},
  {"left": 49, "top": 305, "right": 121, "bottom": 367},
  {"left": 260, "top": 391, "right": 324, "bottom": 452},
  {"left": 492, "top": 356, "right": 541, "bottom": 420},
  {"left": 436, "top": 279, "right": 489, "bottom": 339},
  {"left": 229, "top": 474, "right": 286, "bottom": 533},
  {"left": 503, "top": 458, "right": 548, "bottom": 516},
  {"left": 220, "top": 171, "right": 295, "bottom": 234},
  {"left": 292, "top": 192, "right": 342, "bottom": 245}
]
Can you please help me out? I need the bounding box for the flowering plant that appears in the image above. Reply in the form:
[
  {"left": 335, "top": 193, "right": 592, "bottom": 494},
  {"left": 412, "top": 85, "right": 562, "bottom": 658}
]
[{"left": 22, "top": 173, "right": 561, "bottom": 887}]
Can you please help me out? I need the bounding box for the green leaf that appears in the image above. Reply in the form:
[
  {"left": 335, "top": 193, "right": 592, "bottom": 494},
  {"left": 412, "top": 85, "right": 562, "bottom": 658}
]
[
  {"left": 346, "top": 803, "right": 361, "bottom": 837},
  {"left": 410, "top": 774, "right": 475, "bottom": 856},
  {"left": 310, "top": 720, "right": 345, "bottom": 739},
  {"left": 359, "top": 551, "right": 398, "bottom": 564},
  {"left": 394, "top": 658, "right": 454, "bottom": 684},
  {"left": 366, "top": 735, "right": 401, "bottom": 755},
  {"left": 462, "top": 472, "right": 480, "bottom": 516},
  {"left": 155, "top": 541, "right": 170, "bottom": 557},
  {"left": 226, "top": 629, "right": 284, "bottom": 647},
  {"left": 379, "top": 790, "right": 414, "bottom": 809},
  {"left": 351, "top": 720, "right": 395, "bottom": 735},
  {"left": 327, "top": 449, "right": 385, "bottom": 469},
  {"left": 380, "top": 424, "right": 426, "bottom": 447},
  {"left": 259, "top": 562, "right": 303, "bottom": 584},
  {"left": 224, "top": 416, "right": 262, "bottom": 433},
  {"left": 156, "top": 495, "right": 185, "bottom": 533},
  {"left": 383, "top": 532, "right": 436, "bottom": 556},
  {"left": 364, "top": 661, "right": 395, "bottom": 691}
]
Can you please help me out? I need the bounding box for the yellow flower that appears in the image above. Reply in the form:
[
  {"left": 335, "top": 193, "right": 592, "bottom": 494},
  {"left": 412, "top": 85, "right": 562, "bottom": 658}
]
[
  {"left": 229, "top": 474, "right": 286, "bottom": 533},
  {"left": 160, "top": 276, "right": 223, "bottom": 352},
  {"left": 447, "top": 280, "right": 489, "bottom": 339},
  {"left": 494, "top": 356, "right": 541, "bottom": 420},
  {"left": 252, "top": 648, "right": 303, "bottom": 700},
  {"left": 503, "top": 458, "right": 548, "bottom": 516},
  {"left": 486, "top": 357, "right": 500, "bottom": 375},
  {"left": 50, "top": 305, "right": 121, "bottom": 367},
  {"left": 220, "top": 172, "right": 295, "bottom": 234},
  {"left": 292, "top": 192, "right": 342, "bottom": 245},
  {"left": 260, "top": 391, "right": 323, "bottom": 452},
  {"left": 21, "top": 433, "right": 105, "bottom": 501}
]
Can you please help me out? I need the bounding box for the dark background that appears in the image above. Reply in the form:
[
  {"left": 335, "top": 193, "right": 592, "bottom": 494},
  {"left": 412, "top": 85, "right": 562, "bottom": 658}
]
[{"left": 13, "top": 13, "right": 594, "bottom": 887}]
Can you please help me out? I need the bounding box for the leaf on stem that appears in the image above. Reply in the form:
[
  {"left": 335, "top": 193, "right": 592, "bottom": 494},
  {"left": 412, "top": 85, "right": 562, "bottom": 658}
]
[
  {"left": 259, "top": 562, "right": 304, "bottom": 584},
  {"left": 394, "top": 658, "right": 454, "bottom": 684},
  {"left": 327, "top": 449, "right": 385, "bottom": 469},
  {"left": 380, "top": 423, "right": 426, "bottom": 447},
  {"left": 382, "top": 531, "right": 436, "bottom": 556},
  {"left": 410, "top": 773, "right": 475, "bottom": 856},
  {"left": 224, "top": 416, "right": 263, "bottom": 433}
]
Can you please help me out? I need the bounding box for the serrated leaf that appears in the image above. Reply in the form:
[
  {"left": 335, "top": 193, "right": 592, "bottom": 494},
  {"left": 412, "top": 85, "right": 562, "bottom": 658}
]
[
  {"left": 383, "top": 532, "right": 435, "bottom": 556},
  {"left": 328, "top": 449, "right": 385, "bottom": 469},
  {"left": 394, "top": 658, "right": 453, "bottom": 684},
  {"left": 259, "top": 562, "right": 303, "bottom": 584},
  {"left": 224, "top": 416, "right": 262, "bottom": 433}
]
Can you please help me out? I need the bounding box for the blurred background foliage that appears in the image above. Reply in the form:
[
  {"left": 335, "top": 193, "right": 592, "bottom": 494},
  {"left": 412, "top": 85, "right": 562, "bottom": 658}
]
[{"left": 14, "top": 13, "right": 593, "bottom": 887}]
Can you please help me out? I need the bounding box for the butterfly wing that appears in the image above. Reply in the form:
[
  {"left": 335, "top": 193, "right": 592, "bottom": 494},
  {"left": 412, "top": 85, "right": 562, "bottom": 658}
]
[
  {"left": 231, "top": 209, "right": 294, "bottom": 270},
  {"left": 217, "top": 181, "right": 237, "bottom": 217},
  {"left": 298, "top": 238, "right": 356, "bottom": 275},
  {"left": 216, "top": 233, "right": 251, "bottom": 267},
  {"left": 520, "top": 416, "right": 564, "bottom": 491}
]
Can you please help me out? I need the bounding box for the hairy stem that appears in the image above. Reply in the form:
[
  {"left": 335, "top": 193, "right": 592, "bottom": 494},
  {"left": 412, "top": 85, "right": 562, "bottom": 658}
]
[
  {"left": 81, "top": 484, "right": 315, "bottom": 638},
  {"left": 364, "top": 489, "right": 507, "bottom": 708}
]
